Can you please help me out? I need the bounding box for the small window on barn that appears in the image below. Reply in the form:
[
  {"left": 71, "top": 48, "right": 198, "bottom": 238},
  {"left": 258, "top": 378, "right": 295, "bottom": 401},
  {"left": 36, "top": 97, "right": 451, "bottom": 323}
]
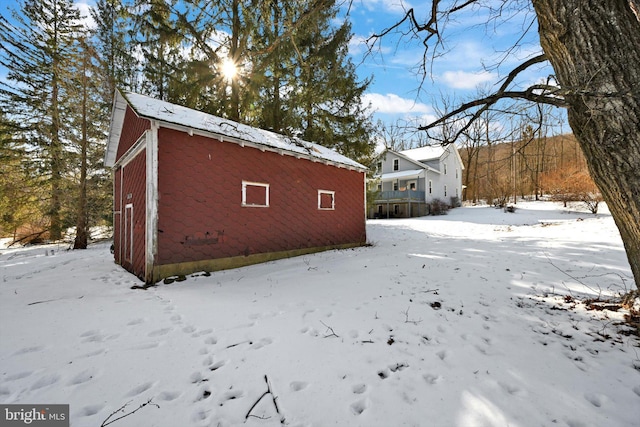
[
  {"left": 242, "top": 181, "right": 269, "bottom": 207},
  {"left": 318, "top": 190, "right": 335, "bottom": 210}
]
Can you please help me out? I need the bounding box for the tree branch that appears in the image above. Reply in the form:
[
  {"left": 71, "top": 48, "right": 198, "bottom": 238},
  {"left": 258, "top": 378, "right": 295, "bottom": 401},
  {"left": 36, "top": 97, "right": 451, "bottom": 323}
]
[{"left": 418, "top": 54, "right": 569, "bottom": 144}]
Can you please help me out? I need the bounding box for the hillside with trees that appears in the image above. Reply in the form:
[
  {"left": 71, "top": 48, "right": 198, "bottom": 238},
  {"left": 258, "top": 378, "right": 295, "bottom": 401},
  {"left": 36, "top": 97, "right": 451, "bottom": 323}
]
[{"left": 460, "top": 133, "right": 600, "bottom": 211}]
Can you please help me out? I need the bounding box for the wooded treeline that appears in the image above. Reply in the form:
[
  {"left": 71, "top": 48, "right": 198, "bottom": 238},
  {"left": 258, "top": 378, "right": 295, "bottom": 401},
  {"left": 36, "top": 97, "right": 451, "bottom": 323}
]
[
  {"left": 460, "top": 133, "right": 600, "bottom": 210},
  {"left": 0, "top": 0, "right": 376, "bottom": 247}
]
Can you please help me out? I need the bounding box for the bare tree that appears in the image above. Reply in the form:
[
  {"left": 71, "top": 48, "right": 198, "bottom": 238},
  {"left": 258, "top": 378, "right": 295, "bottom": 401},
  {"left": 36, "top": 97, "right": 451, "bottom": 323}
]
[{"left": 368, "top": 0, "right": 640, "bottom": 289}]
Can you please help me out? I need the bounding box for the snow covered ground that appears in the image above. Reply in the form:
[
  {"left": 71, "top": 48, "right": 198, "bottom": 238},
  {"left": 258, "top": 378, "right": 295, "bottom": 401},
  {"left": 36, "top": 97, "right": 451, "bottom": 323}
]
[{"left": 1, "top": 201, "right": 638, "bottom": 427}]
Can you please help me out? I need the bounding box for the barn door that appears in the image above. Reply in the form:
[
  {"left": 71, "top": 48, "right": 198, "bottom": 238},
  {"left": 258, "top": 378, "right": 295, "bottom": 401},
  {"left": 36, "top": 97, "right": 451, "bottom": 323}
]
[{"left": 124, "top": 203, "right": 133, "bottom": 263}]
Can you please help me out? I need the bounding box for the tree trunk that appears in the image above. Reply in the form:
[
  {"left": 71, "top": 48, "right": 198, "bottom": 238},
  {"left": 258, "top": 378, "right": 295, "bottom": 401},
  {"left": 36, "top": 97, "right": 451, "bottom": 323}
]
[{"left": 533, "top": 0, "right": 640, "bottom": 288}]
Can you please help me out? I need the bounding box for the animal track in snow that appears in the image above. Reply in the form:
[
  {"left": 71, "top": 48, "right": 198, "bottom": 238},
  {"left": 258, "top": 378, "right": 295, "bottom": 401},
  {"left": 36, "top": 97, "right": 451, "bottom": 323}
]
[
  {"left": 436, "top": 350, "right": 448, "bottom": 361},
  {"left": 204, "top": 336, "right": 218, "bottom": 345},
  {"left": 127, "top": 318, "right": 145, "bottom": 326},
  {"left": 192, "top": 328, "right": 213, "bottom": 337}
]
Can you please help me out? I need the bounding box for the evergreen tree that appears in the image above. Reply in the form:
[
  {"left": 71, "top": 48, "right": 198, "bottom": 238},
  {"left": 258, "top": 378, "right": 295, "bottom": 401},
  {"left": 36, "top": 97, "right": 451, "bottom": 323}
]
[
  {"left": 0, "top": 0, "right": 83, "bottom": 240},
  {"left": 91, "top": 0, "right": 138, "bottom": 107}
]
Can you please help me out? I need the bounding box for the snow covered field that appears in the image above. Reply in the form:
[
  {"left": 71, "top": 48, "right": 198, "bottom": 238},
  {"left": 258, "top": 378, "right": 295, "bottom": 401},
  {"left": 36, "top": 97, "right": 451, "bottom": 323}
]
[{"left": 1, "top": 201, "right": 638, "bottom": 427}]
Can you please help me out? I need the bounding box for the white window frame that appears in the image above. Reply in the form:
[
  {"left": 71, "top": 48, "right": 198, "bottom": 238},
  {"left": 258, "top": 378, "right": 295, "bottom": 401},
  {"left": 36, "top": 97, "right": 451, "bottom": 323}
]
[
  {"left": 242, "top": 181, "right": 270, "bottom": 207},
  {"left": 124, "top": 203, "right": 133, "bottom": 263},
  {"left": 318, "top": 190, "right": 335, "bottom": 210}
]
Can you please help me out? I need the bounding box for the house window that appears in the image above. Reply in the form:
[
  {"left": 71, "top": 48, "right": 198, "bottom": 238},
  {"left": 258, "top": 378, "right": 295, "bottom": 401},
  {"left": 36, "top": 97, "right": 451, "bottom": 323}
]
[
  {"left": 444, "top": 185, "right": 447, "bottom": 197},
  {"left": 318, "top": 190, "right": 335, "bottom": 210},
  {"left": 394, "top": 204, "right": 400, "bottom": 215},
  {"left": 242, "top": 181, "right": 269, "bottom": 207},
  {"left": 377, "top": 183, "right": 382, "bottom": 191},
  {"left": 377, "top": 161, "right": 382, "bottom": 171},
  {"left": 428, "top": 180, "right": 432, "bottom": 194},
  {"left": 393, "top": 181, "right": 399, "bottom": 191},
  {"left": 393, "top": 159, "right": 399, "bottom": 171}
]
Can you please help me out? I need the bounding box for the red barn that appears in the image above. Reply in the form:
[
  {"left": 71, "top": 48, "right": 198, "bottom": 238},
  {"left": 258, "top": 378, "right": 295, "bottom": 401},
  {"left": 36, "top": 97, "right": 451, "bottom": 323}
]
[{"left": 105, "top": 91, "right": 367, "bottom": 283}]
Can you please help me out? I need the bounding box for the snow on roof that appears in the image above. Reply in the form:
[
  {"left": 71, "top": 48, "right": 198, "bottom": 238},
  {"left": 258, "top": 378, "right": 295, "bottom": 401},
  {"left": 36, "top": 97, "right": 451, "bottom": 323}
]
[
  {"left": 110, "top": 91, "right": 366, "bottom": 171},
  {"left": 379, "top": 169, "right": 425, "bottom": 181},
  {"left": 400, "top": 145, "right": 446, "bottom": 162}
]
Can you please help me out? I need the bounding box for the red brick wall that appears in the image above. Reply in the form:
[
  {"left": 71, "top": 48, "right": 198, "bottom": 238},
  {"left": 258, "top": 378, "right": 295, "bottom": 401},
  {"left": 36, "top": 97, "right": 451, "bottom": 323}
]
[
  {"left": 156, "top": 128, "right": 366, "bottom": 265},
  {"left": 116, "top": 106, "right": 150, "bottom": 162}
]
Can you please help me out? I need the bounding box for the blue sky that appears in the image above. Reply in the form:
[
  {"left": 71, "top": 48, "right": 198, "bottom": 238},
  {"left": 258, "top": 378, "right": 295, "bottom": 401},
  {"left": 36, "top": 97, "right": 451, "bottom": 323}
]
[
  {"left": 344, "top": 0, "right": 558, "bottom": 133},
  {"left": 2, "top": 0, "right": 562, "bottom": 139}
]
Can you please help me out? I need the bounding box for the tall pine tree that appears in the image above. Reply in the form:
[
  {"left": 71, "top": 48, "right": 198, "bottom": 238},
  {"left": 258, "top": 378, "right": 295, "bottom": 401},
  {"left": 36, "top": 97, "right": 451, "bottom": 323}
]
[{"left": 0, "top": 0, "right": 83, "bottom": 240}]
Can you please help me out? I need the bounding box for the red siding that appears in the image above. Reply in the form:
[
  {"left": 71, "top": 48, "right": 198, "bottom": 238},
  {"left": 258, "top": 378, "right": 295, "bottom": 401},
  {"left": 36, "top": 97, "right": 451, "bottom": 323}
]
[
  {"left": 115, "top": 106, "right": 150, "bottom": 163},
  {"left": 116, "top": 151, "right": 147, "bottom": 279},
  {"left": 156, "top": 128, "right": 365, "bottom": 266}
]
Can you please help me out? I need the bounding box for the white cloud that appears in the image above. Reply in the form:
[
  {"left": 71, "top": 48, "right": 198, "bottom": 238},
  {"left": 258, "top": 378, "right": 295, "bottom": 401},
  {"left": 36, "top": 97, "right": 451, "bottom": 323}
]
[
  {"left": 439, "top": 70, "right": 496, "bottom": 89},
  {"left": 363, "top": 92, "right": 433, "bottom": 114},
  {"left": 357, "top": 0, "right": 411, "bottom": 14},
  {"left": 75, "top": 1, "right": 96, "bottom": 30}
]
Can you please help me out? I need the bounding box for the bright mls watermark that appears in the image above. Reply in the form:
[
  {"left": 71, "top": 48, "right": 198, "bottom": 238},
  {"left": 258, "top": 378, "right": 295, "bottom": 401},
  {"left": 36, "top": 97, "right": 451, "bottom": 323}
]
[{"left": 0, "top": 405, "right": 69, "bottom": 427}]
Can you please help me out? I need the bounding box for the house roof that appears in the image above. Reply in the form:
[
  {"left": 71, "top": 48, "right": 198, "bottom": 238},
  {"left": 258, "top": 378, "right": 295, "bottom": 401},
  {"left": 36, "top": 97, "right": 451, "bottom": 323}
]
[
  {"left": 379, "top": 169, "right": 425, "bottom": 181},
  {"left": 400, "top": 146, "right": 445, "bottom": 162},
  {"left": 105, "top": 91, "right": 367, "bottom": 171}
]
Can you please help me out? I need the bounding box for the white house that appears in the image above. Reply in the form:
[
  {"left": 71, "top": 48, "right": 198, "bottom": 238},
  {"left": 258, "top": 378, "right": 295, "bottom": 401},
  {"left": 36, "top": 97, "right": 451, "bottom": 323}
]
[{"left": 370, "top": 145, "right": 465, "bottom": 218}]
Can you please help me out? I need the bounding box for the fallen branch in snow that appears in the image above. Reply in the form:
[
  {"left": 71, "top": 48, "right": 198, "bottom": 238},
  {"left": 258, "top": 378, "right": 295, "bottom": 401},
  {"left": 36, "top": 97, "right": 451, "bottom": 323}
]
[
  {"left": 28, "top": 296, "right": 84, "bottom": 306},
  {"left": 245, "top": 375, "right": 285, "bottom": 424},
  {"left": 320, "top": 320, "right": 339, "bottom": 338},
  {"left": 403, "top": 307, "right": 423, "bottom": 325},
  {"left": 100, "top": 398, "right": 159, "bottom": 427}
]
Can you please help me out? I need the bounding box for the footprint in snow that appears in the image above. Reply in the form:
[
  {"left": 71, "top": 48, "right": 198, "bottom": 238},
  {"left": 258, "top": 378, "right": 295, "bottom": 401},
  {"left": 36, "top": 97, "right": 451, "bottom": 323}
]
[
  {"left": 5, "top": 371, "right": 32, "bottom": 382},
  {"left": 157, "top": 390, "right": 181, "bottom": 401},
  {"left": 219, "top": 389, "right": 243, "bottom": 405},
  {"left": 125, "top": 381, "right": 154, "bottom": 397},
  {"left": 209, "top": 360, "right": 227, "bottom": 372},
  {"left": 351, "top": 383, "right": 367, "bottom": 394},
  {"left": 251, "top": 337, "right": 273, "bottom": 350},
  {"left": 584, "top": 392, "right": 607, "bottom": 407},
  {"left": 126, "top": 318, "right": 145, "bottom": 326},
  {"left": 350, "top": 398, "right": 369, "bottom": 415},
  {"left": 423, "top": 373, "right": 443, "bottom": 385},
  {"left": 204, "top": 336, "right": 218, "bottom": 345},
  {"left": 79, "top": 404, "right": 105, "bottom": 417},
  {"left": 13, "top": 345, "right": 45, "bottom": 356},
  {"left": 290, "top": 381, "right": 309, "bottom": 392},
  {"left": 67, "top": 369, "right": 98, "bottom": 386},
  {"left": 30, "top": 374, "right": 60, "bottom": 391},
  {"left": 147, "top": 328, "right": 171, "bottom": 337}
]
